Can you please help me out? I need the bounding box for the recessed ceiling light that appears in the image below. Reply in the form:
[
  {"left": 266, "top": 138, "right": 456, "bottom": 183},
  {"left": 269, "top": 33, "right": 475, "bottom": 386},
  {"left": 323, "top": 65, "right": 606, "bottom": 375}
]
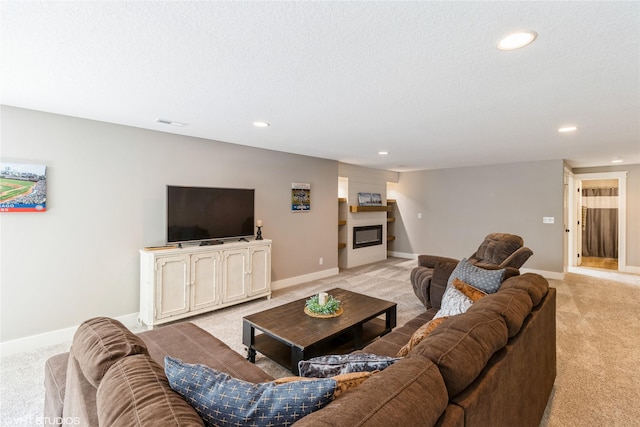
[
  {"left": 378, "top": 151, "right": 389, "bottom": 155},
  {"left": 611, "top": 158, "right": 624, "bottom": 164},
  {"left": 558, "top": 126, "right": 578, "bottom": 133},
  {"left": 253, "top": 121, "right": 270, "bottom": 128},
  {"left": 497, "top": 31, "right": 538, "bottom": 50},
  {"left": 155, "top": 118, "right": 188, "bottom": 127}
]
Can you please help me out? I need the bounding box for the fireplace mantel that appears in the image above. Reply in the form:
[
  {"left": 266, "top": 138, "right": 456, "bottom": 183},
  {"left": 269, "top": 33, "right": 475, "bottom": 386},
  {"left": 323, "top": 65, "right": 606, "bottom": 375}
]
[{"left": 349, "top": 205, "right": 391, "bottom": 213}]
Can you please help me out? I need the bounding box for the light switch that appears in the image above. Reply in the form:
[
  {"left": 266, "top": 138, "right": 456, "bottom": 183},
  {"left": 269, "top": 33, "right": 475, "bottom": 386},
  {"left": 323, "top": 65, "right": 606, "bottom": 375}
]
[{"left": 543, "top": 217, "right": 555, "bottom": 224}]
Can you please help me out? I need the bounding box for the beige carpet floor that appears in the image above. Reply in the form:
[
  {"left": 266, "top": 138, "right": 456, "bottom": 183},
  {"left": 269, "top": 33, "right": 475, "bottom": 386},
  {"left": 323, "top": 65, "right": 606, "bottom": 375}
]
[
  {"left": 541, "top": 269, "right": 640, "bottom": 426},
  {"left": 1, "top": 257, "right": 639, "bottom": 426}
]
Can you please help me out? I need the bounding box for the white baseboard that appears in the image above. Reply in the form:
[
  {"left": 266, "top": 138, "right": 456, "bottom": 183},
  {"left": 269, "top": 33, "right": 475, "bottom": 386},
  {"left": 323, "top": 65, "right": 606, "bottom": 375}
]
[
  {"left": 623, "top": 265, "right": 640, "bottom": 274},
  {"left": 0, "top": 312, "right": 140, "bottom": 357},
  {"left": 387, "top": 251, "right": 416, "bottom": 259},
  {"left": 271, "top": 267, "right": 340, "bottom": 291},
  {"left": 520, "top": 268, "right": 565, "bottom": 281}
]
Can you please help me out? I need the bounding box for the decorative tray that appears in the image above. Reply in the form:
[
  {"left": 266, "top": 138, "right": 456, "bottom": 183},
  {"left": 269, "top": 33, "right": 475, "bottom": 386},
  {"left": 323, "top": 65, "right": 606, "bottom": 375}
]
[{"left": 304, "top": 306, "right": 344, "bottom": 318}]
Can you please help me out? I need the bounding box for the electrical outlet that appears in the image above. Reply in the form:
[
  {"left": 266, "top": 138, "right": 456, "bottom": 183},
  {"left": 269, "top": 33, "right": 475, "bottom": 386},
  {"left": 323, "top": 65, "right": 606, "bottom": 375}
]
[
  {"left": 319, "top": 257, "right": 323, "bottom": 265},
  {"left": 418, "top": 213, "right": 422, "bottom": 219},
  {"left": 543, "top": 217, "right": 555, "bottom": 224}
]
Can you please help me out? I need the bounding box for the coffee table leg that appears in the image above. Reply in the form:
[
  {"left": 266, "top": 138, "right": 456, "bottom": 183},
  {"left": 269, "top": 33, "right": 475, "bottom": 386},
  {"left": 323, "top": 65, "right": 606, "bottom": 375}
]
[
  {"left": 354, "top": 324, "right": 363, "bottom": 349},
  {"left": 387, "top": 306, "right": 397, "bottom": 331},
  {"left": 291, "top": 346, "right": 304, "bottom": 375},
  {"left": 242, "top": 321, "right": 256, "bottom": 363}
]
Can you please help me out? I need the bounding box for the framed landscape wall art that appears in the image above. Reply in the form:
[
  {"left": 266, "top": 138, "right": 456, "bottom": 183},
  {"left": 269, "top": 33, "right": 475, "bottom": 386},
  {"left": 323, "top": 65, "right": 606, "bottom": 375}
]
[
  {"left": 291, "top": 182, "right": 310, "bottom": 212},
  {"left": 0, "top": 162, "right": 47, "bottom": 212}
]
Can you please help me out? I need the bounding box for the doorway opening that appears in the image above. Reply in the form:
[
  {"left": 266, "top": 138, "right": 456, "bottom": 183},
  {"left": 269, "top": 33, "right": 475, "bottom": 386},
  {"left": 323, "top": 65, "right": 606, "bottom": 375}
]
[{"left": 567, "top": 171, "right": 627, "bottom": 273}]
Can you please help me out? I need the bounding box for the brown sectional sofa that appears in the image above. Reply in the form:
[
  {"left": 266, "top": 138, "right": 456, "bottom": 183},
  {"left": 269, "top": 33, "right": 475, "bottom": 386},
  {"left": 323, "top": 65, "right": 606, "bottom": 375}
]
[{"left": 44, "top": 270, "right": 555, "bottom": 426}]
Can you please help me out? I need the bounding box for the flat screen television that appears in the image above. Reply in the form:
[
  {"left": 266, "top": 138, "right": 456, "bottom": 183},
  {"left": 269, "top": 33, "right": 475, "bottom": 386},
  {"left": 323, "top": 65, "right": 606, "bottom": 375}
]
[{"left": 167, "top": 186, "right": 255, "bottom": 244}]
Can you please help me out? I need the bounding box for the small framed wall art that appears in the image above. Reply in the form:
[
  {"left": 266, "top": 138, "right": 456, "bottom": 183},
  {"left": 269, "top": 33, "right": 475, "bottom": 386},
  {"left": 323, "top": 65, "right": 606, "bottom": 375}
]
[
  {"left": 291, "top": 183, "right": 310, "bottom": 212},
  {"left": 0, "top": 162, "right": 47, "bottom": 212}
]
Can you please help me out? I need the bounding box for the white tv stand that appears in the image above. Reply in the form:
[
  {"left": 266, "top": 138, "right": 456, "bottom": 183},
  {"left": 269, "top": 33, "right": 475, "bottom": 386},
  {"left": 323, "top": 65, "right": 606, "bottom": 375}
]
[{"left": 139, "top": 239, "right": 271, "bottom": 328}]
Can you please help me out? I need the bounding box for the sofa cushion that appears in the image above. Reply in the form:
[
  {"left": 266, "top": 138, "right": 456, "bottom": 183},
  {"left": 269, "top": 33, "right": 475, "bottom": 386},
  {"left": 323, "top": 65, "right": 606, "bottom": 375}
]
[
  {"left": 73, "top": 317, "right": 148, "bottom": 388},
  {"left": 165, "top": 356, "right": 335, "bottom": 427},
  {"left": 410, "top": 310, "right": 509, "bottom": 397},
  {"left": 96, "top": 354, "right": 204, "bottom": 426},
  {"left": 500, "top": 273, "right": 549, "bottom": 307},
  {"left": 298, "top": 353, "right": 400, "bottom": 378},
  {"left": 467, "top": 287, "right": 533, "bottom": 337},
  {"left": 360, "top": 311, "right": 436, "bottom": 357},
  {"left": 396, "top": 316, "right": 449, "bottom": 357},
  {"left": 291, "top": 356, "right": 449, "bottom": 427},
  {"left": 140, "top": 322, "right": 274, "bottom": 383},
  {"left": 472, "top": 233, "right": 524, "bottom": 265}
]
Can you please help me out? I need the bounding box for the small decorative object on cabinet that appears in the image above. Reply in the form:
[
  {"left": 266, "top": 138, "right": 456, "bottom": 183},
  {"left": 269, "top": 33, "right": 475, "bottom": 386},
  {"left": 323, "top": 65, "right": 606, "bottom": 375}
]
[
  {"left": 255, "top": 219, "right": 263, "bottom": 240},
  {"left": 139, "top": 239, "right": 271, "bottom": 328}
]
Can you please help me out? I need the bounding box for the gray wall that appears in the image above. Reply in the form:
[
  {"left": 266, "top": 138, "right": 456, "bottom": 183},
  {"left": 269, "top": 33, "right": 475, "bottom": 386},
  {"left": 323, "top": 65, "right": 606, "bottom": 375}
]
[
  {"left": 573, "top": 164, "right": 640, "bottom": 268},
  {"left": 1, "top": 106, "right": 338, "bottom": 341},
  {"left": 388, "top": 160, "right": 566, "bottom": 272},
  {"left": 4, "top": 105, "right": 635, "bottom": 344}
]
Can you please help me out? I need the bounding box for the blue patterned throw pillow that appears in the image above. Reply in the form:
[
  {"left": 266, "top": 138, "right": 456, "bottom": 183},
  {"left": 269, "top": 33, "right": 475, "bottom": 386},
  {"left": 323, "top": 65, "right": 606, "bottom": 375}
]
[
  {"left": 447, "top": 258, "right": 505, "bottom": 293},
  {"left": 434, "top": 258, "right": 506, "bottom": 319},
  {"left": 165, "top": 356, "right": 336, "bottom": 427}
]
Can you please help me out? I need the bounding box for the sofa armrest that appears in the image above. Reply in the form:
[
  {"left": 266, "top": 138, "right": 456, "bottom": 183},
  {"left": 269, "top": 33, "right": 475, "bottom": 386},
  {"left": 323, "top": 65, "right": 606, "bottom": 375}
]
[
  {"left": 417, "top": 255, "right": 460, "bottom": 269},
  {"left": 411, "top": 266, "right": 434, "bottom": 309},
  {"left": 44, "top": 352, "right": 69, "bottom": 424}
]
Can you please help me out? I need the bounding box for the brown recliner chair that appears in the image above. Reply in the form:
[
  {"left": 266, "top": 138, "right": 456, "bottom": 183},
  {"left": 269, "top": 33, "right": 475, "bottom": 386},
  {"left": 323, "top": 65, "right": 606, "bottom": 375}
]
[{"left": 410, "top": 233, "right": 533, "bottom": 309}]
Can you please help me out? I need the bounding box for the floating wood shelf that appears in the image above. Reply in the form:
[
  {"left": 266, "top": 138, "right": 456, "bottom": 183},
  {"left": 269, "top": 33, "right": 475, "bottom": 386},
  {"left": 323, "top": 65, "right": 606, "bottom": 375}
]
[
  {"left": 387, "top": 236, "right": 396, "bottom": 241},
  {"left": 338, "top": 198, "right": 347, "bottom": 203},
  {"left": 387, "top": 217, "right": 395, "bottom": 223},
  {"left": 338, "top": 220, "right": 347, "bottom": 226},
  {"left": 387, "top": 199, "right": 396, "bottom": 204},
  {"left": 349, "top": 205, "right": 391, "bottom": 213},
  {"left": 338, "top": 242, "right": 347, "bottom": 249}
]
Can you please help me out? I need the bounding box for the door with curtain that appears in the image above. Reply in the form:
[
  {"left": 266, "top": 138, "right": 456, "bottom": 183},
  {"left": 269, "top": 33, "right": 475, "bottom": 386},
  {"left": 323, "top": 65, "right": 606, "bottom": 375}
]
[{"left": 581, "top": 187, "right": 618, "bottom": 259}]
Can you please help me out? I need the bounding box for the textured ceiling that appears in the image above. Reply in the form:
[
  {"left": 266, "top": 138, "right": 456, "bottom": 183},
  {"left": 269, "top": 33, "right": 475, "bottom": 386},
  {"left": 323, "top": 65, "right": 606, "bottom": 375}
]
[{"left": 1, "top": 1, "right": 639, "bottom": 171}]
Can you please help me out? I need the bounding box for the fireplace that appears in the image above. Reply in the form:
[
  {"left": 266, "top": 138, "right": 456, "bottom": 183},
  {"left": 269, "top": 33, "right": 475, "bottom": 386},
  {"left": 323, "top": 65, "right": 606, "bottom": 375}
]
[{"left": 353, "top": 225, "right": 383, "bottom": 249}]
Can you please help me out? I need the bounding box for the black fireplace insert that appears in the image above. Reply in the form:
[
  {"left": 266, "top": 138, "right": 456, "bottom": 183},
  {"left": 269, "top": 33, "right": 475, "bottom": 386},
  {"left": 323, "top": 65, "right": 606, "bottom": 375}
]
[{"left": 353, "top": 225, "right": 383, "bottom": 249}]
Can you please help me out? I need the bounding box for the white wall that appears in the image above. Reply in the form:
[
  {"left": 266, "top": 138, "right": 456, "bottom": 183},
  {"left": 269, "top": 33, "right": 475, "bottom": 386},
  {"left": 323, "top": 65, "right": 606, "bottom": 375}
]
[
  {"left": 388, "top": 160, "right": 566, "bottom": 273},
  {"left": 0, "top": 106, "right": 339, "bottom": 342}
]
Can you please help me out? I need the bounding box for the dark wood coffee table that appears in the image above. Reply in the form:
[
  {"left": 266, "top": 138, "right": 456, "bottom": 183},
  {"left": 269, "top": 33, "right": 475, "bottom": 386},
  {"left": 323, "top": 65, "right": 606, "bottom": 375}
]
[{"left": 242, "top": 288, "right": 397, "bottom": 375}]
